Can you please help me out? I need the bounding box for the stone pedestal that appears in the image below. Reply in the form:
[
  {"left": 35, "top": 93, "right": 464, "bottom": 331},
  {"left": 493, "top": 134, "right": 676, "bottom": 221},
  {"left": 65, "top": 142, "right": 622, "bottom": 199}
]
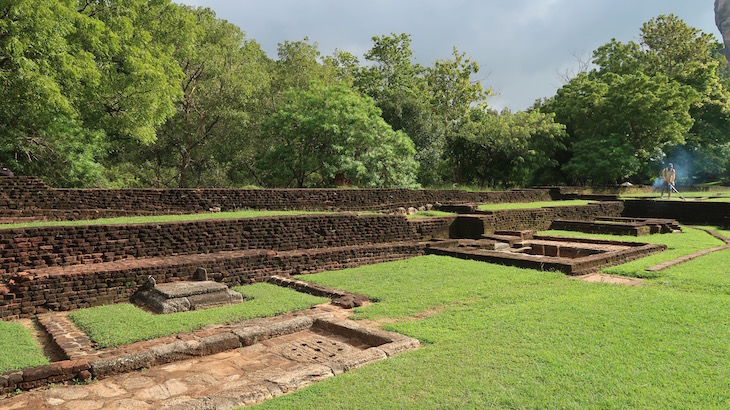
[{"left": 132, "top": 281, "right": 243, "bottom": 314}]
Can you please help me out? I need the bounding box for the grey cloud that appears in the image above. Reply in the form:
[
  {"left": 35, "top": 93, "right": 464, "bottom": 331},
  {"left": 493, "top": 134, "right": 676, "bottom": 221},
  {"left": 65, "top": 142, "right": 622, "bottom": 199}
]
[{"left": 177, "top": 0, "right": 719, "bottom": 110}]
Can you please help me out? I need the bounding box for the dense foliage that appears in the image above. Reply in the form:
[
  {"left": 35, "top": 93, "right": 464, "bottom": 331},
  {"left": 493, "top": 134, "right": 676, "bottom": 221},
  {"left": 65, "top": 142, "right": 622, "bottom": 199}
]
[
  {"left": 1, "top": 2, "right": 727, "bottom": 187},
  {"left": 540, "top": 15, "right": 730, "bottom": 185}
]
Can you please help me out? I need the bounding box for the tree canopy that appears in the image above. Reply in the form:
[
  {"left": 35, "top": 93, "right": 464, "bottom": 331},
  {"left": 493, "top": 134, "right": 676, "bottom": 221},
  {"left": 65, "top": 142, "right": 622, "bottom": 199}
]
[
  {"left": 2, "top": 5, "right": 728, "bottom": 188},
  {"left": 541, "top": 14, "right": 730, "bottom": 185}
]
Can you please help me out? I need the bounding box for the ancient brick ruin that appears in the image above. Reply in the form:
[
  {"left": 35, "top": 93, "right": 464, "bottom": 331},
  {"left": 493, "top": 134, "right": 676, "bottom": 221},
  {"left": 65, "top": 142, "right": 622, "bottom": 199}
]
[
  {"left": 1, "top": 177, "right": 729, "bottom": 321},
  {"left": 2, "top": 176, "right": 730, "bottom": 396}
]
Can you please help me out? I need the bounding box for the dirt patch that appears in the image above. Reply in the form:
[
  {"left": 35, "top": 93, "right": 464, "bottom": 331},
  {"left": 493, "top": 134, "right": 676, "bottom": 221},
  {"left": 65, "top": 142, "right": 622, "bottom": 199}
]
[
  {"left": 18, "top": 318, "right": 67, "bottom": 362},
  {"left": 574, "top": 273, "right": 644, "bottom": 286}
]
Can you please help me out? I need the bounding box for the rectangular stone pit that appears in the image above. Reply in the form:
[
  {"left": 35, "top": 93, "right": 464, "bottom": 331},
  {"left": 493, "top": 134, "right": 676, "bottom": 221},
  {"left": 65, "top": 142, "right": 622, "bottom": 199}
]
[{"left": 426, "top": 234, "right": 666, "bottom": 275}]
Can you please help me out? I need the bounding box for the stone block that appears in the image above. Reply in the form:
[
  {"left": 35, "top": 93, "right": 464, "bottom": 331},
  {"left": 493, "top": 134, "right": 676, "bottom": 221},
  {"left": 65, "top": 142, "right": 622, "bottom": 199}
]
[{"left": 90, "top": 352, "right": 153, "bottom": 378}]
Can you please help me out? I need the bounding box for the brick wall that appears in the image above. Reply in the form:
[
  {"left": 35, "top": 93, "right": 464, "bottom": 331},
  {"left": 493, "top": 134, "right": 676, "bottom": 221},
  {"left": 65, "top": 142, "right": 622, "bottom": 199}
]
[
  {"left": 0, "top": 242, "right": 423, "bottom": 319},
  {"left": 0, "top": 214, "right": 416, "bottom": 278},
  {"left": 0, "top": 176, "right": 552, "bottom": 217},
  {"left": 622, "top": 200, "right": 730, "bottom": 226},
  {"left": 449, "top": 203, "right": 625, "bottom": 238},
  {"left": 408, "top": 217, "right": 456, "bottom": 240}
]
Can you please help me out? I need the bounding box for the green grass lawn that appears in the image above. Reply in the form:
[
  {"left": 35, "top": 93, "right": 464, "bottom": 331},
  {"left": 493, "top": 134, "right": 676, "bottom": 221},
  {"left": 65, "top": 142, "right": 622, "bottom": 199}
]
[
  {"left": 0, "top": 321, "right": 48, "bottom": 373},
  {"left": 69, "top": 283, "right": 328, "bottom": 348},
  {"left": 252, "top": 253, "right": 730, "bottom": 409},
  {"left": 406, "top": 210, "right": 456, "bottom": 219},
  {"left": 0, "top": 210, "right": 331, "bottom": 230},
  {"left": 622, "top": 189, "right": 730, "bottom": 201},
  {"left": 540, "top": 226, "right": 725, "bottom": 278},
  {"left": 477, "top": 200, "right": 594, "bottom": 211}
]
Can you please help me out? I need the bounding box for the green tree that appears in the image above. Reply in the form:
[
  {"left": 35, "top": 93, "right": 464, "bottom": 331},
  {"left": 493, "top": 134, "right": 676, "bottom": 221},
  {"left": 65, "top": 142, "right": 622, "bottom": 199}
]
[
  {"left": 451, "top": 108, "right": 566, "bottom": 187},
  {"left": 74, "top": 0, "right": 184, "bottom": 144},
  {"left": 355, "top": 33, "right": 440, "bottom": 185},
  {"left": 0, "top": 0, "right": 104, "bottom": 186},
  {"left": 256, "top": 84, "right": 418, "bottom": 188},
  {"left": 562, "top": 134, "right": 640, "bottom": 185},
  {"left": 144, "top": 6, "right": 270, "bottom": 188},
  {"left": 542, "top": 14, "right": 727, "bottom": 184},
  {"left": 426, "top": 48, "right": 491, "bottom": 183},
  {"left": 0, "top": 0, "right": 186, "bottom": 186}
]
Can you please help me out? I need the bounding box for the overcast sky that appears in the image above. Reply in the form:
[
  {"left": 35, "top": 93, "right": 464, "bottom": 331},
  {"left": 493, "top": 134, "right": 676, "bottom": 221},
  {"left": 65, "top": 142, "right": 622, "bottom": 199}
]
[{"left": 177, "top": 0, "right": 718, "bottom": 110}]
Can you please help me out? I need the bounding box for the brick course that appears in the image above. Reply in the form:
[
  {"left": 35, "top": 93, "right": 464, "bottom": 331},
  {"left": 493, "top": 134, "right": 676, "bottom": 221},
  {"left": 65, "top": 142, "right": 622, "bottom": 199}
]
[
  {"left": 0, "top": 214, "right": 415, "bottom": 277},
  {"left": 0, "top": 176, "right": 552, "bottom": 218}
]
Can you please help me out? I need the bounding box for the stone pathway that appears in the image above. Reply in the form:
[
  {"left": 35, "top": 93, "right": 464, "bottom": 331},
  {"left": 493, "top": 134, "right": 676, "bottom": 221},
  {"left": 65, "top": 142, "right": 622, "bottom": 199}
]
[{"left": 1, "top": 305, "right": 419, "bottom": 409}]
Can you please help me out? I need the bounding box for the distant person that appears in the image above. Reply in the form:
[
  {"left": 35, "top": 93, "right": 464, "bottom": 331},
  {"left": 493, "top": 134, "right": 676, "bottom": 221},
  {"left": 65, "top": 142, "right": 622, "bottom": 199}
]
[
  {"left": 660, "top": 163, "right": 675, "bottom": 199},
  {"left": 0, "top": 167, "right": 13, "bottom": 177}
]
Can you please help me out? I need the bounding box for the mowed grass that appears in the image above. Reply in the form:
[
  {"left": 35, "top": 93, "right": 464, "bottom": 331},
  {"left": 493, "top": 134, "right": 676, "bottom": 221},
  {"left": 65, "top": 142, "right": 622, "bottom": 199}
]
[
  {"left": 69, "top": 283, "right": 328, "bottom": 348},
  {"left": 0, "top": 210, "right": 331, "bottom": 230},
  {"left": 540, "top": 226, "right": 725, "bottom": 278},
  {"left": 252, "top": 254, "right": 730, "bottom": 409},
  {"left": 0, "top": 321, "right": 48, "bottom": 373},
  {"left": 406, "top": 210, "right": 455, "bottom": 219},
  {"left": 622, "top": 188, "right": 730, "bottom": 200},
  {"left": 477, "top": 200, "right": 594, "bottom": 211}
]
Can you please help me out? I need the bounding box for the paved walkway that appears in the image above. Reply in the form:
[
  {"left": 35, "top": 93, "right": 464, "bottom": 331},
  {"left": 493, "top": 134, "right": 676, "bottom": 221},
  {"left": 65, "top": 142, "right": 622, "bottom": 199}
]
[{"left": 2, "top": 305, "right": 419, "bottom": 410}]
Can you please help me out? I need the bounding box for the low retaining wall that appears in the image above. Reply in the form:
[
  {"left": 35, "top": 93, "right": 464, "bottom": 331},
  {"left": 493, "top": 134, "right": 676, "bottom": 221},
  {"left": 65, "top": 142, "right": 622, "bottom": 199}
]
[
  {"left": 622, "top": 200, "right": 730, "bottom": 227},
  {"left": 449, "top": 203, "right": 625, "bottom": 238},
  {"left": 408, "top": 217, "right": 455, "bottom": 240},
  {"left": 0, "top": 176, "right": 552, "bottom": 217},
  {"left": 0, "top": 242, "right": 423, "bottom": 319},
  {"left": 0, "top": 214, "right": 415, "bottom": 278}
]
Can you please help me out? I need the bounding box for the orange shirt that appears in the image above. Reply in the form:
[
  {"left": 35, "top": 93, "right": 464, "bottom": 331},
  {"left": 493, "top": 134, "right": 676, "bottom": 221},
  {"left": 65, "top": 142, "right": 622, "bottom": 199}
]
[{"left": 662, "top": 168, "right": 675, "bottom": 183}]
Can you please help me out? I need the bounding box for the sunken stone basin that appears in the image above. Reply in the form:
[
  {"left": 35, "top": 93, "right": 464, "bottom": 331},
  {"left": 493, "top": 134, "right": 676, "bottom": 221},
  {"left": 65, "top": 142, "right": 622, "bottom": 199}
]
[{"left": 132, "top": 280, "right": 244, "bottom": 314}]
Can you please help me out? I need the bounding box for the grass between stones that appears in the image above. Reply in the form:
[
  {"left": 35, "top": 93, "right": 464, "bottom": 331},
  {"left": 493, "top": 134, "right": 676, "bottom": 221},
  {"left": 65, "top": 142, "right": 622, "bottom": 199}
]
[
  {"left": 68, "top": 283, "right": 328, "bottom": 348},
  {"left": 477, "top": 200, "right": 594, "bottom": 211},
  {"left": 252, "top": 252, "right": 730, "bottom": 409},
  {"left": 0, "top": 321, "right": 49, "bottom": 374},
  {"left": 0, "top": 210, "right": 332, "bottom": 230}
]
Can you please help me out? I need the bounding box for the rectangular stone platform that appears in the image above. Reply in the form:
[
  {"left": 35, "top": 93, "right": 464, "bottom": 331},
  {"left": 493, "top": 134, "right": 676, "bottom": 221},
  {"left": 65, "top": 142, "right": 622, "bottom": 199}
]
[
  {"left": 132, "top": 281, "right": 244, "bottom": 314},
  {"left": 551, "top": 217, "right": 681, "bottom": 236},
  {"left": 425, "top": 234, "right": 666, "bottom": 275}
]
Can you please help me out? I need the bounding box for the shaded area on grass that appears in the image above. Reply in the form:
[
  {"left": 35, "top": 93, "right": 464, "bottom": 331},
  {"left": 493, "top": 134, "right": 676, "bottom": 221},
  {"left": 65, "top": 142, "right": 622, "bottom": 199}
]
[
  {"left": 0, "top": 321, "right": 49, "bottom": 374},
  {"left": 0, "top": 210, "right": 332, "bottom": 230},
  {"left": 477, "top": 200, "right": 594, "bottom": 211},
  {"left": 254, "top": 255, "right": 730, "bottom": 409},
  {"left": 69, "top": 283, "right": 329, "bottom": 348}
]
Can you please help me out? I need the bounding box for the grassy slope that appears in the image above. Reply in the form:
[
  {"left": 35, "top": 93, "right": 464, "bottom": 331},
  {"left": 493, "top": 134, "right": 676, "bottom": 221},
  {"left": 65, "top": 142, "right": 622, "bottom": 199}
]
[
  {"left": 69, "top": 283, "right": 328, "bottom": 348},
  {"left": 0, "top": 321, "right": 48, "bottom": 374},
  {"left": 0, "top": 210, "right": 331, "bottom": 230},
  {"left": 477, "top": 200, "right": 594, "bottom": 211},
  {"left": 253, "top": 254, "right": 730, "bottom": 409}
]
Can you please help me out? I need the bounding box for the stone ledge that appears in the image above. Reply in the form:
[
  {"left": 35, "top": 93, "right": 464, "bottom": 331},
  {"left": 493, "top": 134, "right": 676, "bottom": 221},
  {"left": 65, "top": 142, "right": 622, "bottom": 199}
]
[
  {"left": 268, "top": 275, "right": 370, "bottom": 308},
  {"left": 231, "top": 316, "right": 314, "bottom": 346},
  {"left": 0, "top": 359, "right": 90, "bottom": 395}
]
